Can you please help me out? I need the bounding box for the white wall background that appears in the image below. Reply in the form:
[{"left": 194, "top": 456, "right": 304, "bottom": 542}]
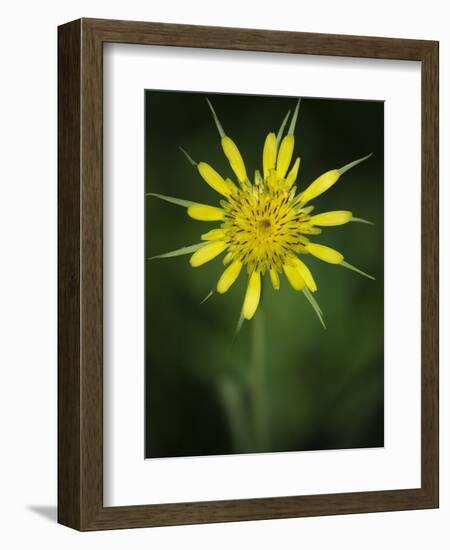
[{"left": 0, "top": 0, "right": 447, "bottom": 548}]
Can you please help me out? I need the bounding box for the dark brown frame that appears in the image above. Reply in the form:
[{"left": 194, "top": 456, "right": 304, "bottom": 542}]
[{"left": 58, "top": 18, "right": 439, "bottom": 531}]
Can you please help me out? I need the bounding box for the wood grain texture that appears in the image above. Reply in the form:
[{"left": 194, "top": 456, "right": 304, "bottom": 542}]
[
  {"left": 420, "top": 40, "right": 439, "bottom": 505},
  {"left": 57, "top": 18, "right": 439, "bottom": 531},
  {"left": 57, "top": 19, "right": 82, "bottom": 530}
]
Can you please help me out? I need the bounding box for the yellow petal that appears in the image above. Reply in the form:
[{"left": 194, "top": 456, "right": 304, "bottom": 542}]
[
  {"left": 197, "top": 162, "right": 232, "bottom": 197},
  {"left": 223, "top": 251, "right": 233, "bottom": 265},
  {"left": 217, "top": 261, "right": 242, "bottom": 294},
  {"left": 190, "top": 241, "right": 227, "bottom": 267},
  {"left": 276, "top": 134, "right": 294, "bottom": 179},
  {"left": 300, "top": 226, "right": 322, "bottom": 235},
  {"left": 269, "top": 268, "right": 280, "bottom": 290},
  {"left": 263, "top": 132, "right": 277, "bottom": 179},
  {"left": 242, "top": 271, "right": 261, "bottom": 320},
  {"left": 201, "top": 228, "right": 226, "bottom": 241},
  {"left": 267, "top": 170, "right": 278, "bottom": 190},
  {"left": 224, "top": 178, "right": 238, "bottom": 194},
  {"left": 283, "top": 263, "right": 305, "bottom": 291},
  {"left": 305, "top": 243, "right": 344, "bottom": 264},
  {"left": 221, "top": 136, "right": 247, "bottom": 183},
  {"left": 299, "top": 154, "right": 372, "bottom": 205},
  {"left": 291, "top": 257, "right": 317, "bottom": 292},
  {"left": 286, "top": 157, "right": 300, "bottom": 188},
  {"left": 300, "top": 169, "right": 340, "bottom": 204},
  {"left": 254, "top": 169, "right": 263, "bottom": 187},
  {"left": 310, "top": 210, "right": 353, "bottom": 226},
  {"left": 187, "top": 204, "right": 224, "bottom": 221}
]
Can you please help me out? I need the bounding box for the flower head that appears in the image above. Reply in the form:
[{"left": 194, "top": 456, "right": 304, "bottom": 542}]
[{"left": 150, "top": 98, "right": 375, "bottom": 327}]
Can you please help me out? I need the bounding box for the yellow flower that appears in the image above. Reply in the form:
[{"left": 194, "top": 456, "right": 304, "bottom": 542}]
[{"left": 150, "top": 98, "right": 375, "bottom": 326}]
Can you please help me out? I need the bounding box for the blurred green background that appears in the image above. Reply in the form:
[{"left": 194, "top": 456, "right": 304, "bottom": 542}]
[{"left": 145, "top": 91, "right": 384, "bottom": 458}]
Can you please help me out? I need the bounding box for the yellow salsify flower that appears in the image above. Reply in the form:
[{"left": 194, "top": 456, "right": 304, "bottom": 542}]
[{"left": 149, "top": 98, "right": 375, "bottom": 327}]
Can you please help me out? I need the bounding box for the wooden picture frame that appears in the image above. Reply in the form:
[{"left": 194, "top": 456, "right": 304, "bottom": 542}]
[{"left": 58, "top": 18, "right": 439, "bottom": 530}]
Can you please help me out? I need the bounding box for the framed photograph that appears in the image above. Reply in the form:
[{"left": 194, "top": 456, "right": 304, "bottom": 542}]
[{"left": 58, "top": 18, "right": 439, "bottom": 530}]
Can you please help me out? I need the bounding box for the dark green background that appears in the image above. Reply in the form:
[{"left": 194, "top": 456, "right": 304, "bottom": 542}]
[{"left": 145, "top": 91, "right": 384, "bottom": 458}]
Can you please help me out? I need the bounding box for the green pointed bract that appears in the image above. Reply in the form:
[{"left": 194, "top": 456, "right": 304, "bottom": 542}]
[
  {"left": 276, "top": 109, "right": 291, "bottom": 146},
  {"left": 200, "top": 290, "right": 214, "bottom": 304},
  {"left": 179, "top": 146, "right": 197, "bottom": 166},
  {"left": 149, "top": 242, "right": 205, "bottom": 260},
  {"left": 304, "top": 287, "right": 322, "bottom": 314},
  {"left": 303, "top": 288, "right": 326, "bottom": 329},
  {"left": 351, "top": 217, "right": 374, "bottom": 225},
  {"left": 338, "top": 153, "right": 373, "bottom": 176},
  {"left": 206, "top": 98, "right": 225, "bottom": 138},
  {"left": 147, "top": 192, "right": 197, "bottom": 208},
  {"left": 341, "top": 261, "right": 375, "bottom": 280},
  {"left": 233, "top": 313, "right": 245, "bottom": 341},
  {"left": 288, "top": 98, "right": 301, "bottom": 135}
]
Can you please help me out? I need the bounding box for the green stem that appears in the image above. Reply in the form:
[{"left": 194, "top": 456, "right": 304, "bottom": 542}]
[
  {"left": 218, "top": 376, "right": 249, "bottom": 453},
  {"left": 251, "top": 308, "right": 267, "bottom": 451}
]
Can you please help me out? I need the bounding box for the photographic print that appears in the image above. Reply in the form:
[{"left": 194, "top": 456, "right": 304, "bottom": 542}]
[{"left": 145, "top": 91, "right": 384, "bottom": 459}]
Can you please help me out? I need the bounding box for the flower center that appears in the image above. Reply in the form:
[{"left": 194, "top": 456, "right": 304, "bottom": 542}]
[
  {"left": 259, "top": 218, "right": 272, "bottom": 232},
  {"left": 223, "top": 186, "right": 309, "bottom": 273}
]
